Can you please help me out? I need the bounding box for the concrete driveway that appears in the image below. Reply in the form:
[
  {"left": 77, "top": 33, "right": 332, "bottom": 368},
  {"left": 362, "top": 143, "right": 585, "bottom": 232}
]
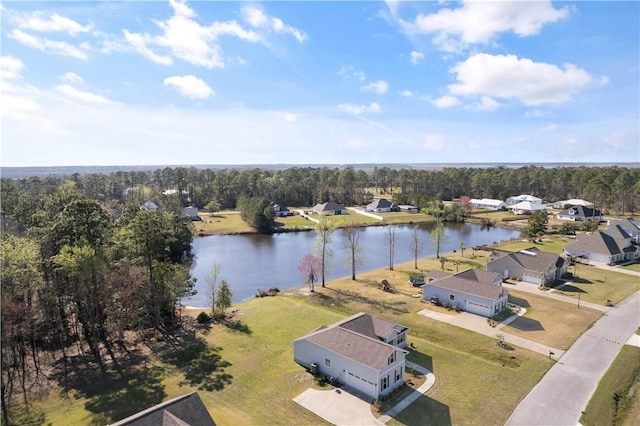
[{"left": 293, "top": 387, "right": 383, "bottom": 426}]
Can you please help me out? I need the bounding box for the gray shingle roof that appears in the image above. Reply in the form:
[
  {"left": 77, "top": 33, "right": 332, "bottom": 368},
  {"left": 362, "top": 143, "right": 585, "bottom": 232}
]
[
  {"left": 493, "top": 248, "right": 565, "bottom": 274},
  {"left": 566, "top": 231, "right": 632, "bottom": 256},
  {"left": 426, "top": 275, "right": 507, "bottom": 300},
  {"left": 367, "top": 198, "right": 395, "bottom": 210},
  {"left": 602, "top": 224, "right": 632, "bottom": 240},
  {"left": 109, "top": 392, "right": 215, "bottom": 426},
  {"left": 313, "top": 201, "right": 346, "bottom": 212},
  {"left": 455, "top": 269, "right": 502, "bottom": 285},
  {"left": 558, "top": 205, "right": 602, "bottom": 219}
]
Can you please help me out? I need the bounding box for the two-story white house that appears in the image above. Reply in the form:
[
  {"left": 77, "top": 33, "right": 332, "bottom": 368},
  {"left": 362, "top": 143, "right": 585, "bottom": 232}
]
[{"left": 293, "top": 313, "right": 409, "bottom": 401}]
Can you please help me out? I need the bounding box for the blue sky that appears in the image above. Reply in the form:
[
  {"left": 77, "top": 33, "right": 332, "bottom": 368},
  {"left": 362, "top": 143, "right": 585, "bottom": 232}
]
[{"left": 1, "top": 0, "right": 638, "bottom": 167}]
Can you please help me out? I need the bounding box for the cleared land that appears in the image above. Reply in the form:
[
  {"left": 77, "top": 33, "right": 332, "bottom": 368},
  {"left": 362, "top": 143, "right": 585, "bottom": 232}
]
[
  {"left": 491, "top": 237, "right": 567, "bottom": 254},
  {"left": 555, "top": 265, "right": 640, "bottom": 305},
  {"left": 193, "top": 211, "right": 254, "bottom": 235},
  {"left": 503, "top": 290, "right": 603, "bottom": 349}
]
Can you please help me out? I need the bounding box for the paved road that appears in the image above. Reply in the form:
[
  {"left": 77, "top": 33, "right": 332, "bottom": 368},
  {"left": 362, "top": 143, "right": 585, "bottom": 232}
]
[{"left": 505, "top": 290, "right": 640, "bottom": 426}]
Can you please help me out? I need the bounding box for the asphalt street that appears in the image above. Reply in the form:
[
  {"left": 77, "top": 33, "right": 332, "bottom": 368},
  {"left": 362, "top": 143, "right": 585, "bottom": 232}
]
[{"left": 505, "top": 290, "right": 640, "bottom": 426}]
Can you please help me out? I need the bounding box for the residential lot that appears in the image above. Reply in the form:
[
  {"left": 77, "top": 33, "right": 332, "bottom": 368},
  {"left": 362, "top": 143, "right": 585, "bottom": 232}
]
[{"left": 554, "top": 265, "right": 640, "bottom": 305}]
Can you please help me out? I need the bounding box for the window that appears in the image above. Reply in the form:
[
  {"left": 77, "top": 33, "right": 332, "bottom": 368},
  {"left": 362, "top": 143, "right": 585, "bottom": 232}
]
[
  {"left": 449, "top": 294, "right": 455, "bottom": 301},
  {"left": 397, "top": 333, "right": 405, "bottom": 345},
  {"left": 324, "top": 358, "right": 331, "bottom": 367},
  {"left": 388, "top": 352, "right": 396, "bottom": 365},
  {"left": 381, "top": 376, "right": 388, "bottom": 390},
  {"left": 395, "top": 367, "right": 403, "bottom": 382}
]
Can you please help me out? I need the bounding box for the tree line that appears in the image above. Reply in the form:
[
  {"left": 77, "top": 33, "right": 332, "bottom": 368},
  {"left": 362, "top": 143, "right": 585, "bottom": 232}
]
[{"left": 3, "top": 165, "right": 639, "bottom": 217}]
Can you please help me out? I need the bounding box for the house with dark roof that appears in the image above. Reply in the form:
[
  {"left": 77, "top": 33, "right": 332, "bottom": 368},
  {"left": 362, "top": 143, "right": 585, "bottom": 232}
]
[
  {"left": 293, "top": 313, "right": 409, "bottom": 400},
  {"left": 312, "top": 201, "right": 348, "bottom": 215},
  {"left": 422, "top": 269, "right": 508, "bottom": 317},
  {"left": 556, "top": 205, "right": 603, "bottom": 222},
  {"left": 109, "top": 392, "right": 215, "bottom": 426},
  {"left": 365, "top": 198, "right": 398, "bottom": 213},
  {"left": 183, "top": 206, "right": 202, "bottom": 221},
  {"left": 486, "top": 247, "right": 568, "bottom": 285},
  {"left": 271, "top": 202, "right": 293, "bottom": 217},
  {"left": 564, "top": 231, "right": 640, "bottom": 264},
  {"left": 141, "top": 200, "right": 160, "bottom": 211}
]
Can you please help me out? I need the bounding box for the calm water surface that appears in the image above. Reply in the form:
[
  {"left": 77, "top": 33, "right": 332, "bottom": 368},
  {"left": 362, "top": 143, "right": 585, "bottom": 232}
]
[{"left": 184, "top": 222, "right": 520, "bottom": 306}]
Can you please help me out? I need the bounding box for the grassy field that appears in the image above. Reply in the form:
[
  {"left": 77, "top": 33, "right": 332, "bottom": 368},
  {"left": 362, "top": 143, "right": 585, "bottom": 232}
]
[
  {"left": 193, "top": 211, "right": 254, "bottom": 235},
  {"left": 502, "top": 290, "right": 603, "bottom": 349},
  {"left": 554, "top": 265, "right": 640, "bottom": 305},
  {"left": 618, "top": 262, "right": 640, "bottom": 273},
  {"left": 580, "top": 345, "right": 640, "bottom": 426},
  {"left": 491, "top": 237, "right": 567, "bottom": 254}
]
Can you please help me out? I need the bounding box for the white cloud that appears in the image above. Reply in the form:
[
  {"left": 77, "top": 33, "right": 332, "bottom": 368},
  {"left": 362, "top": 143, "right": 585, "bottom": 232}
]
[
  {"left": 283, "top": 112, "right": 297, "bottom": 122},
  {"left": 339, "top": 65, "right": 367, "bottom": 82},
  {"left": 241, "top": 6, "right": 307, "bottom": 43},
  {"left": 10, "top": 29, "right": 89, "bottom": 60},
  {"left": 400, "top": 1, "right": 570, "bottom": 53},
  {"left": 61, "top": 72, "right": 84, "bottom": 84},
  {"left": 541, "top": 123, "right": 558, "bottom": 132},
  {"left": 424, "top": 134, "right": 445, "bottom": 150},
  {"left": 399, "top": 89, "right": 414, "bottom": 98},
  {"left": 410, "top": 50, "right": 424, "bottom": 64},
  {"left": 164, "top": 75, "right": 214, "bottom": 100},
  {"left": 14, "top": 12, "right": 93, "bottom": 36},
  {"left": 338, "top": 102, "right": 381, "bottom": 116},
  {"left": 363, "top": 80, "right": 389, "bottom": 94},
  {"left": 432, "top": 95, "right": 459, "bottom": 109},
  {"left": 448, "top": 54, "right": 593, "bottom": 106},
  {"left": 123, "top": 0, "right": 260, "bottom": 69},
  {"left": 474, "top": 96, "right": 499, "bottom": 112},
  {"left": 340, "top": 138, "right": 366, "bottom": 149},
  {"left": 524, "top": 109, "right": 549, "bottom": 119},
  {"left": 0, "top": 56, "right": 24, "bottom": 80},
  {"left": 56, "top": 84, "right": 111, "bottom": 104},
  {"left": 603, "top": 132, "right": 631, "bottom": 148}
]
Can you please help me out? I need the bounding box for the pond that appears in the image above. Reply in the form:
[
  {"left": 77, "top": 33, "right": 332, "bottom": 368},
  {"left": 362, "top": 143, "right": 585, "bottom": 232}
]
[{"left": 183, "top": 222, "right": 520, "bottom": 306}]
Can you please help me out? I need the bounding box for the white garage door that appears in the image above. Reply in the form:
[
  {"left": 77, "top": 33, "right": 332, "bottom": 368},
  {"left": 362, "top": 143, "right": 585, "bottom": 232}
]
[
  {"left": 466, "top": 300, "right": 492, "bottom": 317},
  {"left": 523, "top": 273, "right": 542, "bottom": 284},
  {"left": 345, "top": 371, "right": 376, "bottom": 398}
]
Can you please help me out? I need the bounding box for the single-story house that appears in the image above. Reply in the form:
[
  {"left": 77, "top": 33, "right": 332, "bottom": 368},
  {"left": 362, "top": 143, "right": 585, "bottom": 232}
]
[
  {"left": 487, "top": 247, "right": 568, "bottom": 285},
  {"left": 366, "top": 198, "right": 398, "bottom": 213},
  {"left": 271, "top": 202, "right": 293, "bottom": 217},
  {"left": 141, "top": 200, "right": 160, "bottom": 211},
  {"left": 293, "top": 312, "right": 409, "bottom": 400},
  {"left": 398, "top": 204, "right": 419, "bottom": 213},
  {"left": 508, "top": 201, "right": 548, "bottom": 215},
  {"left": 312, "top": 201, "right": 348, "bottom": 215},
  {"left": 556, "top": 206, "right": 603, "bottom": 222},
  {"left": 606, "top": 218, "right": 640, "bottom": 243},
  {"left": 506, "top": 195, "right": 543, "bottom": 205},
  {"left": 470, "top": 198, "right": 508, "bottom": 210},
  {"left": 564, "top": 231, "right": 640, "bottom": 264},
  {"left": 183, "top": 206, "right": 202, "bottom": 221},
  {"left": 553, "top": 199, "right": 594, "bottom": 209},
  {"left": 422, "top": 269, "right": 508, "bottom": 317},
  {"left": 109, "top": 392, "right": 215, "bottom": 426}
]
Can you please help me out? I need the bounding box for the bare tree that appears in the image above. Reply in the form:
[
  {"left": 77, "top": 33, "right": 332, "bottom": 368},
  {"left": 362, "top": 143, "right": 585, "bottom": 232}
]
[
  {"left": 411, "top": 226, "right": 423, "bottom": 269},
  {"left": 206, "top": 264, "right": 222, "bottom": 317},
  {"left": 342, "top": 221, "right": 363, "bottom": 280},
  {"left": 386, "top": 226, "right": 396, "bottom": 271},
  {"left": 299, "top": 254, "right": 322, "bottom": 292},
  {"left": 459, "top": 241, "right": 465, "bottom": 257},
  {"left": 314, "top": 215, "right": 336, "bottom": 287},
  {"left": 431, "top": 218, "right": 448, "bottom": 258}
]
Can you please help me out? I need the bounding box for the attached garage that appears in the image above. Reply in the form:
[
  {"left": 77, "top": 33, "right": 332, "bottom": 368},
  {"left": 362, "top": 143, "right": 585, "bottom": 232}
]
[
  {"left": 522, "top": 273, "right": 542, "bottom": 285},
  {"left": 345, "top": 370, "right": 376, "bottom": 396},
  {"left": 466, "top": 300, "right": 492, "bottom": 317}
]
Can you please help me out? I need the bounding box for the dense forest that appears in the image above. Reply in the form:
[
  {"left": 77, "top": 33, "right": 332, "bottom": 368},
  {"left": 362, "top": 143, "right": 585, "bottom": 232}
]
[{"left": 1, "top": 164, "right": 639, "bottom": 423}]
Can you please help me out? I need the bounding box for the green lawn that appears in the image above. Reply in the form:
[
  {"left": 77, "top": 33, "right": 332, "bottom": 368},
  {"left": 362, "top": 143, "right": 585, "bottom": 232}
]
[
  {"left": 554, "top": 266, "right": 640, "bottom": 305},
  {"left": 194, "top": 211, "right": 254, "bottom": 235},
  {"left": 618, "top": 262, "right": 640, "bottom": 273},
  {"left": 580, "top": 345, "right": 640, "bottom": 426},
  {"left": 491, "top": 238, "right": 567, "bottom": 255}
]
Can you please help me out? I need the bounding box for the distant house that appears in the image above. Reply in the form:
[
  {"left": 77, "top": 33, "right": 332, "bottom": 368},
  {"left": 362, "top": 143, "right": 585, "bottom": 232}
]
[
  {"left": 487, "top": 248, "right": 568, "bottom": 285},
  {"left": 366, "top": 198, "right": 398, "bottom": 213},
  {"left": 293, "top": 312, "right": 409, "bottom": 400},
  {"left": 508, "top": 201, "right": 548, "bottom": 215},
  {"left": 422, "top": 269, "right": 508, "bottom": 317},
  {"left": 397, "top": 204, "right": 419, "bottom": 213},
  {"left": 271, "top": 202, "right": 293, "bottom": 217},
  {"left": 312, "top": 201, "right": 348, "bottom": 215},
  {"left": 564, "top": 231, "right": 640, "bottom": 264},
  {"left": 183, "top": 206, "right": 202, "bottom": 221},
  {"left": 470, "top": 198, "right": 508, "bottom": 211},
  {"left": 109, "top": 392, "right": 215, "bottom": 426},
  {"left": 556, "top": 206, "right": 603, "bottom": 222},
  {"left": 553, "top": 199, "right": 594, "bottom": 209},
  {"left": 506, "top": 195, "right": 543, "bottom": 205},
  {"left": 605, "top": 218, "right": 640, "bottom": 243},
  {"left": 141, "top": 200, "right": 160, "bottom": 211}
]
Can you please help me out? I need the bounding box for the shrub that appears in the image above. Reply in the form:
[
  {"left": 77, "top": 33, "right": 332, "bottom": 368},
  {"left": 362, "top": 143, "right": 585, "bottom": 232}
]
[
  {"left": 196, "top": 311, "right": 211, "bottom": 324},
  {"left": 442, "top": 300, "right": 450, "bottom": 309}
]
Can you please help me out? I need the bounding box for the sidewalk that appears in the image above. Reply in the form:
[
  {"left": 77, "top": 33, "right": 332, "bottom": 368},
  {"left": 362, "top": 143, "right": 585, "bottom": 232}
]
[
  {"left": 416, "top": 309, "right": 565, "bottom": 358},
  {"left": 378, "top": 361, "right": 436, "bottom": 424}
]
